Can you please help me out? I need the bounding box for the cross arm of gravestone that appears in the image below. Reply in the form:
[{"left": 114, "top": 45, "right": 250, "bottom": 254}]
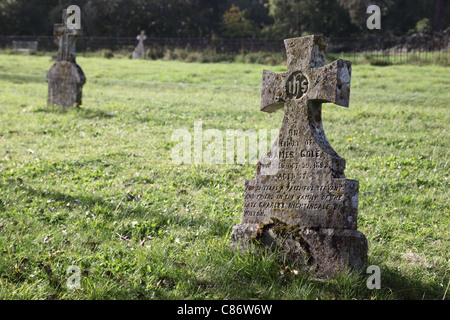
[
  {"left": 260, "top": 36, "right": 352, "bottom": 113},
  {"left": 53, "top": 23, "right": 82, "bottom": 37},
  {"left": 137, "top": 31, "right": 147, "bottom": 41},
  {"left": 54, "top": 9, "right": 82, "bottom": 62}
]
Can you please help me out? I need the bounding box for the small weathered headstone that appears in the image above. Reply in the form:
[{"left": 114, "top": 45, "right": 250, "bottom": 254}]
[
  {"left": 132, "top": 31, "right": 147, "bottom": 59},
  {"left": 12, "top": 41, "right": 38, "bottom": 54},
  {"left": 46, "top": 9, "right": 86, "bottom": 108},
  {"left": 231, "top": 35, "right": 368, "bottom": 277}
]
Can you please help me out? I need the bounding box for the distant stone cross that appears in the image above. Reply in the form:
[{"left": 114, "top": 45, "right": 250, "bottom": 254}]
[
  {"left": 231, "top": 36, "right": 367, "bottom": 277},
  {"left": 137, "top": 30, "right": 147, "bottom": 44},
  {"left": 132, "top": 31, "right": 147, "bottom": 59},
  {"left": 54, "top": 9, "right": 81, "bottom": 62}
]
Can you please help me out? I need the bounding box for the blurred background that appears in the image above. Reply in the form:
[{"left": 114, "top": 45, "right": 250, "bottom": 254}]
[{"left": 0, "top": 0, "right": 448, "bottom": 64}]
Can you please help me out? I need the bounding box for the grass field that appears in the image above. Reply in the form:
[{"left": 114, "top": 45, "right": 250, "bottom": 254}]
[{"left": 0, "top": 53, "right": 448, "bottom": 300}]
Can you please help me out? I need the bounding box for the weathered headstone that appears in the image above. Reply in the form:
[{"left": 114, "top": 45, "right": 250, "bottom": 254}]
[
  {"left": 46, "top": 9, "right": 86, "bottom": 108},
  {"left": 12, "top": 40, "right": 38, "bottom": 54},
  {"left": 231, "top": 35, "right": 368, "bottom": 277},
  {"left": 132, "top": 31, "right": 147, "bottom": 59}
]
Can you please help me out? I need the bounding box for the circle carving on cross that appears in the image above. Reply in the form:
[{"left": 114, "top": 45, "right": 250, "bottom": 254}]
[{"left": 286, "top": 71, "right": 309, "bottom": 99}]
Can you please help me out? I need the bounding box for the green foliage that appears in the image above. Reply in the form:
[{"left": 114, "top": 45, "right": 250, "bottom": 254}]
[
  {"left": 0, "top": 0, "right": 444, "bottom": 38},
  {"left": 415, "top": 18, "right": 432, "bottom": 34},
  {"left": 146, "top": 45, "right": 165, "bottom": 60},
  {"left": 220, "top": 4, "right": 255, "bottom": 38},
  {"left": 101, "top": 49, "right": 114, "bottom": 59},
  {"left": 263, "top": 0, "right": 298, "bottom": 37},
  {"left": 336, "top": 0, "right": 368, "bottom": 31},
  {"left": 299, "top": 0, "right": 357, "bottom": 36}
]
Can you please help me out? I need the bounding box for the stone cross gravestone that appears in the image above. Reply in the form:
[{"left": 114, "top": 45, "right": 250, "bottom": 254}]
[
  {"left": 231, "top": 35, "right": 368, "bottom": 277},
  {"left": 132, "top": 31, "right": 147, "bottom": 59},
  {"left": 46, "top": 9, "right": 86, "bottom": 108}
]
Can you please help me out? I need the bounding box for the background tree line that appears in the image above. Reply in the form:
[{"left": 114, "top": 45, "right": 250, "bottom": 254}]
[{"left": 0, "top": 0, "right": 448, "bottom": 38}]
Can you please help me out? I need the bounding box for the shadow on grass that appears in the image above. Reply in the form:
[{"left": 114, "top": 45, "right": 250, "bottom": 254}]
[
  {"left": 0, "top": 72, "right": 44, "bottom": 84},
  {"left": 32, "top": 105, "right": 117, "bottom": 119},
  {"left": 143, "top": 247, "right": 447, "bottom": 300},
  {"left": 3, "top": 181, "right": 446, "bottom": 300},
  {"left": 76, "top": 108, "right": 118, "bottom": 119},
  {"left": 322, "top": 260, "right": 447, "bottom": 300},
  {"left": 6, "top": 180, "right": 213, "bottom": 234},
  {"left": 189, "top": 254, "right": 448, "bottom": 300},
  {"left": 375, "top": 265, "right": 447, "bottom": 300}
]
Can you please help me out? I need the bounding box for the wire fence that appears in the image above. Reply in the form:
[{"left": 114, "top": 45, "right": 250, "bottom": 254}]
[{"left": 1, "top": 34, "right": 448, "bottom": 64}]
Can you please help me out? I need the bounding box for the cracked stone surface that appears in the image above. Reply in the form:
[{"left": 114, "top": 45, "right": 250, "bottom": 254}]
[{"left": 230, "top": 35, "right": 368, "bottom": 277}]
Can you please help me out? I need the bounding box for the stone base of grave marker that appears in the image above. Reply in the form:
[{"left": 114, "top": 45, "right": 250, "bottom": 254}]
[
  {"left": 132, "top": 46, "right": 145, "bottom": 59},
  {"left": 231, "top": 221, "right": 368, "bottom": 277},
  {"left": 46, "top": 61, "right": 86, "bottom": 108},
  {"left": 132, "top": 31, "right": 147, "bottom": 59}
]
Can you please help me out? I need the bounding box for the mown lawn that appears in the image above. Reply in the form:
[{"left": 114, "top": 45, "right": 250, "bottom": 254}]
[{"left": 0, "top": 53, "right": 448, "bottom": 300}]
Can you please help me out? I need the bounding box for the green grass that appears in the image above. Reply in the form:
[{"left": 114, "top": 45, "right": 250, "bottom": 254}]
[{"left": 0, "top": 54, "right": 448, "bottom": 300}]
